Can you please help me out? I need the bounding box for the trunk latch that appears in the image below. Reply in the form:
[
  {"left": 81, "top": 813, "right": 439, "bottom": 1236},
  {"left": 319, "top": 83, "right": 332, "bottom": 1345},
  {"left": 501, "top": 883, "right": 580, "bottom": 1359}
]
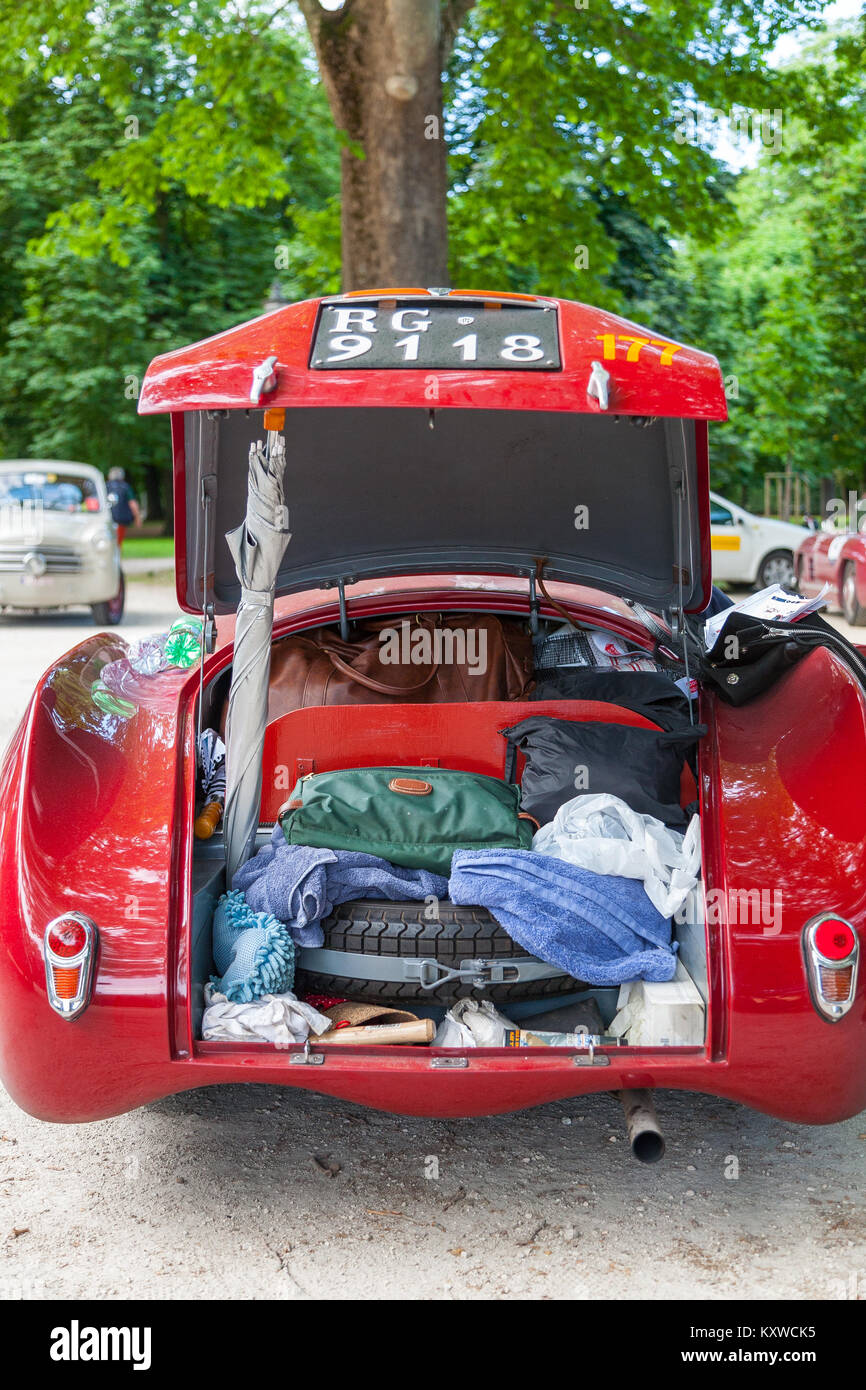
[{"left": 416, "top": 958, "right": 522, "bottom": 990}]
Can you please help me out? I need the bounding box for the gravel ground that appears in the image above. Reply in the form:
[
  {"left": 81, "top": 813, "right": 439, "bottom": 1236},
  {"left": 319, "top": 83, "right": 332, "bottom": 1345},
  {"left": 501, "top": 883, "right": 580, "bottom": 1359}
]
[{"left": 0, "top": 580, "right": 863, "bottom": 1301}]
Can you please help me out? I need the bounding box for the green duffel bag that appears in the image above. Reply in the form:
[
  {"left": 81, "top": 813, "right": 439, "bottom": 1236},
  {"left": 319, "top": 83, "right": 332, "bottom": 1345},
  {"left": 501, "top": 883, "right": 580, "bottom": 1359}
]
[{"left": 277, "top": 766, "right": 536, "bottom": 874}]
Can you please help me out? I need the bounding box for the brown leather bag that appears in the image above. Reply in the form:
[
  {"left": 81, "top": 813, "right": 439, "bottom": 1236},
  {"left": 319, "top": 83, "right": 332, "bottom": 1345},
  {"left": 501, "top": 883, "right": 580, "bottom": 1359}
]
[{"left": 228, "top": 613, "right": 535, "bottom": 727}]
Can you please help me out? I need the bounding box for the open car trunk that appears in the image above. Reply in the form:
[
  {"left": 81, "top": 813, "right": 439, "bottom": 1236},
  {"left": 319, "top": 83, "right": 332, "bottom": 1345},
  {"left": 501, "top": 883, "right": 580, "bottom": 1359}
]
[
  {"left": 188, "top": 601, "right": 709, "bottom": 1054},
  {"left": 138, "top": 290, "right": 725, "bottom": 1063}
]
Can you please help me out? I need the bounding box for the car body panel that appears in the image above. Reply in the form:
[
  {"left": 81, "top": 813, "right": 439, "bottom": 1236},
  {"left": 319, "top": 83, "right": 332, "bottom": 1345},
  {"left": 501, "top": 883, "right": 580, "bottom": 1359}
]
[
  {"left": 1, "top": 582, "right": 864, "bottom": 1124},
  {"left": 1, "top": 295, "right": 863, "bottom": 1128},
  {"left": 139, "top": 293, "right": 729, "bottom": 419}
]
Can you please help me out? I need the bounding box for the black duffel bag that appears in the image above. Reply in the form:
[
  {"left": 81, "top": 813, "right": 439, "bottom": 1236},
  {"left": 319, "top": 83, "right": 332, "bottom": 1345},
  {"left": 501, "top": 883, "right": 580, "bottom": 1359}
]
[
  {"left": 531, "top": 668, "right": 692, "bottom": 731},
  {"left": 501, "top": 714, "right": 704, "bottom": 829},
  {"left": 695, "top": 610, "right": 866, "bottom": 706}
]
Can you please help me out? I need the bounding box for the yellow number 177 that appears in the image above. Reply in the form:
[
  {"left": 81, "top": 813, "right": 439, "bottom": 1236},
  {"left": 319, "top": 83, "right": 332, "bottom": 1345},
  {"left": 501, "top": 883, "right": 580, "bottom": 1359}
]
[{"left": 595, "top": 334, "right": 683, "bottom": 366}]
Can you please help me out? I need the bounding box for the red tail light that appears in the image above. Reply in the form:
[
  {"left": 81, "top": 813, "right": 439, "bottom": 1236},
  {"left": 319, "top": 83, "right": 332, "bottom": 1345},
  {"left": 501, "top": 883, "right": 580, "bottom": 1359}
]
[
  {"left": 812, "top": 918, "right": 856, "bottom": 962},
  {"left": 803, "top": 914, "right": 858, "bottom": 1021},
  {"left": 46, "top": 918, "right": 88, "bottom": 958},
  {"left": 43, "top": 914, "right": 97, "bottom": 1020}
]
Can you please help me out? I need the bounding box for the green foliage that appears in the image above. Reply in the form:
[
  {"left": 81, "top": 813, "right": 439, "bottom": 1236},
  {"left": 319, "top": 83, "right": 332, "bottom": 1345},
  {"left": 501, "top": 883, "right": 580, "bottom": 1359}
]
[
  {"left": 0, "top": 0, "right": 859, "bottom": 522},
  {"left": 121, "top": 535, "right": 175, "bottom": 559},
  {"left": 655, "top": 21, "right": 866, "bottom": 499},
  {"left": 444, "top": 0, "right": 828, "bottom": 302},
  {"left": 0, "top": 1, "right": 340, "bottom": 520}
]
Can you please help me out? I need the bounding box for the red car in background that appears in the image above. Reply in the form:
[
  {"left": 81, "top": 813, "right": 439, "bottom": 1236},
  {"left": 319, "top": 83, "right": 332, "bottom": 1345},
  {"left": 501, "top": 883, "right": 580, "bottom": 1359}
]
[
  {"left": 0, "top": 289, "right": 864, "bottom": 1155},
  {"left": 796, "top": 524, "right": 866, "bottom": 626}
]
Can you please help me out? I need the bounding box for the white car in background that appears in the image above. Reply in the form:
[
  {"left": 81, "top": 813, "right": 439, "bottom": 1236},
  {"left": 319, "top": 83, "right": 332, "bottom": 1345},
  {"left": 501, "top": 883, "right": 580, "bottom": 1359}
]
[
  {"left": 0, "top": 460, "right": 124, "bottom": 624},
  {"left": 710, "top": 490, "right": 808, "bottom": 589}
]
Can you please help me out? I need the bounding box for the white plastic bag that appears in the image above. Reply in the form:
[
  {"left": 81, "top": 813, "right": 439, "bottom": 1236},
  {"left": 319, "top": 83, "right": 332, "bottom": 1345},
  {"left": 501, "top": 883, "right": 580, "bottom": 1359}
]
[
  {"left": 433, "top": 998, "right": 518, "bottom": 1048},
  {"left": 532, "top": 793, "right": 701, "bottom": 918}
]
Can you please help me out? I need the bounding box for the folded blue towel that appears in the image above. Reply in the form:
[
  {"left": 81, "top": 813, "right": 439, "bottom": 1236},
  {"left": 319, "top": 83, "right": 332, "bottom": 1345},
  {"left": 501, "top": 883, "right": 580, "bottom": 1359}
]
[
  {"left": 449, "top": 849, "right": 677, "bottom": 985},
  {"left": 233, "top": 827, "right": 449, "bottom": 947},
  {"left": 211, "top": 889, "right": 296, "bottom": 1002}
]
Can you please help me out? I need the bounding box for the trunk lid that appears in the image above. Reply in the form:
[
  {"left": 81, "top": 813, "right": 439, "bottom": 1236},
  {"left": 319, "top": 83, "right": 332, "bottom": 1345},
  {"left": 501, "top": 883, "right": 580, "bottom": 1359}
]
[{"left": 138, "top": 291, "right": 727, "bottom": 616}]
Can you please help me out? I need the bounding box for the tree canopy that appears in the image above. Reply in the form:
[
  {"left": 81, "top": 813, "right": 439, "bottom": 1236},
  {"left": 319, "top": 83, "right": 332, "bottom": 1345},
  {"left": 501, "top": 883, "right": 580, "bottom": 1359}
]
[
  {"left": 647, "top": 22, "right": 866, "bottom": 503},
  {"left": 0, "top": 0, "right": 861, "bottom": 522}
]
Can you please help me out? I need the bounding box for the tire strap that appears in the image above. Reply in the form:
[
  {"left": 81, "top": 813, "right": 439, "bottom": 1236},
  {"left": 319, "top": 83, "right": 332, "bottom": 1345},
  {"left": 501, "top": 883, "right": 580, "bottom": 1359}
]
[{"left": 297, "top": 946, "right": 568, "bottom": 990}]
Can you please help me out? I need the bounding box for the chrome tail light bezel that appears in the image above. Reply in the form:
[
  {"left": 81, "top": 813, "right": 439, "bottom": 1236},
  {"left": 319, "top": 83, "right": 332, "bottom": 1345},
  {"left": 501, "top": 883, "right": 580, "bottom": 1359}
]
[
  {"left": 43, "top": 913, "right": 98, "bottom": 1020},
  {"left": 803, "top": 912, "right": 859, "bottom": 1022}
]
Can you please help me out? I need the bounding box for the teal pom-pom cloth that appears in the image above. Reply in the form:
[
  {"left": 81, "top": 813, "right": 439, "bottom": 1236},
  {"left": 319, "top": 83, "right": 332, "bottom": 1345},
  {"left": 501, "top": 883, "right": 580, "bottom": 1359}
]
[{"left": 211, "top": 890, "right": 295, "bottom": 1002}]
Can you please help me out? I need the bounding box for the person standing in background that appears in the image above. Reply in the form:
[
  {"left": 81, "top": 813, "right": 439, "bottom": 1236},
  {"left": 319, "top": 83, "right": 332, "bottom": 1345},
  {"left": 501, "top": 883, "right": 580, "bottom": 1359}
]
[{"left": 106, "top": 466, "right": 141, "bottom": 547}]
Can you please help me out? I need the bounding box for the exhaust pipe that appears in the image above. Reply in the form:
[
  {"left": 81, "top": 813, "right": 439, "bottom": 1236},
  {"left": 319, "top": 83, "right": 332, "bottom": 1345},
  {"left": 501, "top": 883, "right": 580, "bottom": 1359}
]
[{"left": 619, "top": 1089, "right": 665, "bottom": 1164}]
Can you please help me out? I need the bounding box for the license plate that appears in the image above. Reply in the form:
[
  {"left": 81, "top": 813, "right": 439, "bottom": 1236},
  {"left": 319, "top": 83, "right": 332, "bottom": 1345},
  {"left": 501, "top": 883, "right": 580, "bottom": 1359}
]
[{"left": 311, "top": 299, "right": 560, "bottom": 371}]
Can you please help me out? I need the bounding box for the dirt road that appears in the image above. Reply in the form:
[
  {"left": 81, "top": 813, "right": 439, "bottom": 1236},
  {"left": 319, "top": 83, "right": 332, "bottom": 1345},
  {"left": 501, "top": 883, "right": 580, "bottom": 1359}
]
[{"left": 0, "top": 582, "right": 863, "bottom": 1300}]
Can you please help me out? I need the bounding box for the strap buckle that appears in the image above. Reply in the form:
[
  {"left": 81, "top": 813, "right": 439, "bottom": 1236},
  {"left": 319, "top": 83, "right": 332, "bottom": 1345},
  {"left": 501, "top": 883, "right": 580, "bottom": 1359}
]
[{"left": 414, "top": 957, "right": 521, "bottom": 990}]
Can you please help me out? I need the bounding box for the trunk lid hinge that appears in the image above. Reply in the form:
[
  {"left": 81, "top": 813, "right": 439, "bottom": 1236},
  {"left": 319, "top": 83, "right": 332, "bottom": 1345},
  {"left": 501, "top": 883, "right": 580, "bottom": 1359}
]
[
  {"left": 528, "top": 568, "right": 539, "bottom": 635},
  {"left": 322, "top": 575, "right": 357, "bottom": 642}
]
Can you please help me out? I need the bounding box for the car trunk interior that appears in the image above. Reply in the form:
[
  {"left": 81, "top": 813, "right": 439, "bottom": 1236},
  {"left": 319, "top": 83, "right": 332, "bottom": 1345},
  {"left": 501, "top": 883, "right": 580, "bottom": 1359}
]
[{"left": 189, "top": 608, "right": 709, "bottom": 1052}]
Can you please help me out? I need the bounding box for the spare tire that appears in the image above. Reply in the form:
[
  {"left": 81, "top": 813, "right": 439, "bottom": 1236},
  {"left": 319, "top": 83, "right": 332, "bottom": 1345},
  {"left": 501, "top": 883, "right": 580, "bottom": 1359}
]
[{"left": 294, "top": 900, "right": 585, "bottom": 1006}]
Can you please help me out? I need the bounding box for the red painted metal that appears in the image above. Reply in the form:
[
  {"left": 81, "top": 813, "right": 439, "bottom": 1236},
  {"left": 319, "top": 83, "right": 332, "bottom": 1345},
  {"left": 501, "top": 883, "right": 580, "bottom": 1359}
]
[
  {"left": 138, "top": 294, "right": 728, "bottom": 420},
  {"left": 157, "top": 294, "right": 720, "bottom": 617},
  {"left": 2, "top": 294, "right": 865, "bottom": 1128},
  {"left": 217, "top": 575, "right": 677, "bottom": 653},
  {"left": 0, "top": 580, "right": 864, "bottom": 1124},
  {"left": 258, "top": 699, "right": 696, "bottom": 822}
]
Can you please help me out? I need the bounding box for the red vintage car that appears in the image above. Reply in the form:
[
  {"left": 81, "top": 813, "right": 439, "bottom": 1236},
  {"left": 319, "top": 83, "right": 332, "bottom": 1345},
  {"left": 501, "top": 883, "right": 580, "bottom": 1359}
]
[
  {"left": 796, "top": 521, "right": 866, "bottom": 626},
  {"left": 1, "top": 290, "right": 863, "bottom": 1160}
]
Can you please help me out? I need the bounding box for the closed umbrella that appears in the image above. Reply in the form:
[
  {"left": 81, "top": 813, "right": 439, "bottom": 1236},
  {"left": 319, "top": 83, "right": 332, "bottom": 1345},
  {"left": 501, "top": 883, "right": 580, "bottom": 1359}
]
[{"left": 223, "top": 431, "right": 290, "bottom": 882}]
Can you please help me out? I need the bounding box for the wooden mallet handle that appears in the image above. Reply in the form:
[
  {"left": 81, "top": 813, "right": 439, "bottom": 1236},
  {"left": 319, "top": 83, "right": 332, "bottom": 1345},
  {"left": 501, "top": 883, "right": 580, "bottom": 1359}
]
[{"left": 316, "top": 1019, "right": 434, "bottom": 1046}]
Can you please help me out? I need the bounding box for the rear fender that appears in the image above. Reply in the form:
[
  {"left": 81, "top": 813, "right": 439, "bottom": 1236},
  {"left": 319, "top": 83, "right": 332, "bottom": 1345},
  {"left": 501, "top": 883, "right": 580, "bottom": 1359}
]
[
  {"left": 0, "top": 635, "right": 197, "bottom": 1119},
  {"left": 702, "top": 643, "right": 866, "bottom": 1119}
]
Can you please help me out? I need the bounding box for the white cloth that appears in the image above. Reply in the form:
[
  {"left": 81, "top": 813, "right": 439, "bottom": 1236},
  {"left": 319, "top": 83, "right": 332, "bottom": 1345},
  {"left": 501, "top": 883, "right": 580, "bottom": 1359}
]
[
  {"left": 433, "top": 998, "right": 517, "bottom": 1048},
  {"left": 202, "top": 984, "right": 332, "bottom": 1048},
  {"left": 532, "top": 793, "right": 701, "bottom": 919}
]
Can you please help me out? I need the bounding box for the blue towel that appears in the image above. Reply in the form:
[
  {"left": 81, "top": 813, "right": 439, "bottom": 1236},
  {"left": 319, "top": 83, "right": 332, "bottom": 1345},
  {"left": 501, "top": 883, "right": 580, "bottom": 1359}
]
[
  {"left": 211, "top": 889, "right": 296, "bottom": 1002},
  {"left": 233, "top": 826, "right": 449, "bottom": 947},
  {"left": 449, "top": 849, "right": 677, "bottom": 985}
]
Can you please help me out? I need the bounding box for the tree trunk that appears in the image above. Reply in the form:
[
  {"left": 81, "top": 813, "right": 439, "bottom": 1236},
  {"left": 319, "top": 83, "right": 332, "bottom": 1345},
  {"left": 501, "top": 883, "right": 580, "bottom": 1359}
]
[{"left": 300, "top": 1, "right": 474, "bottom": 289}]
